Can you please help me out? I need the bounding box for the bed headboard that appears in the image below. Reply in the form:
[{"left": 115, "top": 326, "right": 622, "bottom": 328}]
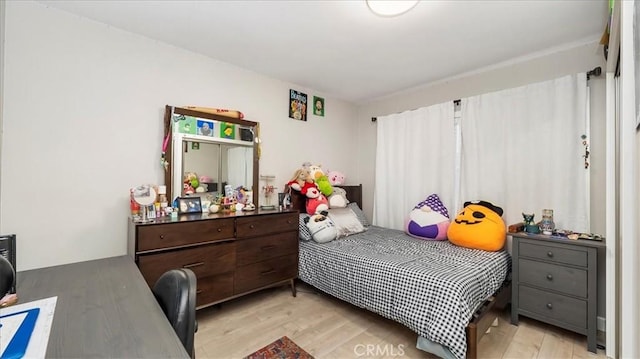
[{"left": 285, "top": 184, "right": 363, "bottom": 213}]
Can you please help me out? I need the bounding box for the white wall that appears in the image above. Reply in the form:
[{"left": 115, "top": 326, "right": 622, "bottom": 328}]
[
  {"left": 1, "top": 1, "right": 358, "bottom": 270},
  {"left": 0, "top": 0, "right": 6, "bottom": 223},
  {"left": 355, "top": 41, "right": 608, "bottom": 321}
]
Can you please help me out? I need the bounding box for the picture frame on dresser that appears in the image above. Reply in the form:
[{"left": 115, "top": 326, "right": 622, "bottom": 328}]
[{"left": 177, "top": 197, "right": 202, "bottom": 214}]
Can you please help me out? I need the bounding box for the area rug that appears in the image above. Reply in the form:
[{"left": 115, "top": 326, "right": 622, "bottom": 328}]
[{"left": 244, "top": 336, "right": 314, "bottom": 359}]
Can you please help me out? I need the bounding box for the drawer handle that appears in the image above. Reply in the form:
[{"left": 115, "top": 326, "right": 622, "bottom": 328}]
[
  {"left": 159, "top": 234, "right": 165, "bottom": 239},
  {"left": 546, "top": 274, "right": 553, "bottom": 281},
  {"left": 196, "top": 289, "right": 203, "bottom": 294},
  {"left": 217, "top": 228, "right": 222, "bottom": 232},
  {"left": 183, "top": 262, "right": 205, "bottom": 269},
  {"left": 250, "top": 224, "right": 255, "bottom": 229},
  {"left": 260, "top": 269, "right": 276, "bottom": 275},
  {"left": 547, "top": 251, "right": 554, "bottom": 258},
  {"left": 261, "top": 245, "right": 276, "bottom": 251},
  {"left": 287, "top": 220, "right": 293, "bottom": 224},
  {"left": 546, "top": 303, "right": 553, "bottom": 309}
]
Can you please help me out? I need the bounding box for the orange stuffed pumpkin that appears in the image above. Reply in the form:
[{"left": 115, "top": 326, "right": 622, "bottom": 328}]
[{"left": 447, "top": 200, "right": 506, "bottom": 251}]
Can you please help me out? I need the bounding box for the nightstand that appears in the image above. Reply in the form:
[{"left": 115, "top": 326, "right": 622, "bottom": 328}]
[{"left": 510, "top": 232, "right": 604, "bottom": 353}]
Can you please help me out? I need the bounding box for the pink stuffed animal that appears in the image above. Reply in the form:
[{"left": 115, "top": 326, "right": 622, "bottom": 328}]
[
  {"left": 300, "top": 182, "right": 329, "bottom": 214},
  {"left": 327, "top": 170, "right": 345, "bottom": 186}
]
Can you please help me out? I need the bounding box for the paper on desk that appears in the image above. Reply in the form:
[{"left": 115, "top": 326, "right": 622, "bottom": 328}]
[{"left": 0, "top": 296, "right": 57, "bottom": 359}]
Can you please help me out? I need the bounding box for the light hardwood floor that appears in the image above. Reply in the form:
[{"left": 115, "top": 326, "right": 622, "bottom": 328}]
[{"left": 195, "top": 282, "right": 607, "bottom": 359}]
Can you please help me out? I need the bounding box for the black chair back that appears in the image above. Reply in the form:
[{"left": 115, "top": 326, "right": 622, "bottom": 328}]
[{"left": 152, "top": 268, "right": 197, "bottom": 358}]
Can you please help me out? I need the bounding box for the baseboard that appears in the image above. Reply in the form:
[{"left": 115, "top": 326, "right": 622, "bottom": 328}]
[{"left": 598, "top": 316, "right": 606, "bottom": 332}]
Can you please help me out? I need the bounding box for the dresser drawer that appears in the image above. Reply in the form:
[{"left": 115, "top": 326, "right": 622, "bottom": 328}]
[
  {"left": 519, "top": 258, "right": 587, "bottom": 297},
  {"left": 519, "top": 241, "right": 587, "bottom": 267},
  {"left": 235, "top": 254, "right": 298, "bottom": 294},
  {"left": 519, "top": 285, "right": 587, "bottom": 329},
  {"left": 196, "top": 273, "right": 234, "bottom": 307},
  {"left": 138, "top": 242, "right": 236, "bottom": 287},
  {"left": 236, "top": 213, "right": 298, "bottom": 239},
  {"left": 236, "top": 231, "right": 298, "bottom": 266},
  {"left": 137, "top": 219, "right": 235, "bottom": 252}
]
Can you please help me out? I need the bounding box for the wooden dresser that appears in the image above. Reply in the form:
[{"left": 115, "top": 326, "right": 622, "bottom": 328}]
[
  {"left": 127, "top": 210, "right": 299, "bottom": 309},
  {"left": 510, "top": 232, "right": 604, "bottom": 353}
]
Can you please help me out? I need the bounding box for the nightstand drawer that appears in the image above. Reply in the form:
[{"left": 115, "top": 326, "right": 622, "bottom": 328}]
[
  {"left": 236, "top": 231, "right": 298, "bottom": 266},
  {"left": 519, "top": 285, "right": 587, "bottom": 329},
  {"left": 519, "top": 241, "right": 587, "bottom": 267},
  {"left": 137, "top": 219, "right": 235, "bottom": 252},
  {"left": 519, "top": 258, "right": 587, "bottom": 297},
  {"left": 236, "top": 213, "right": 298, "bottom": 239}
]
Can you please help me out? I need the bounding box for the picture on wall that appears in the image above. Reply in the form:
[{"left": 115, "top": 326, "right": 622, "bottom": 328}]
[
  {"left": 289, "top": 89, "right": 308, "bottom": 121},
  {"left": 197, "top": 120, "right": 214, "bottom": 136},
  {"left": 178, "top": 116, "right": 196, "bottom": 134},
  {"left": 313, "top": 96, "right": 325, "bottom": 117},
  {"left": 221, "top": 122, "right": 236, "bottom": 139}
]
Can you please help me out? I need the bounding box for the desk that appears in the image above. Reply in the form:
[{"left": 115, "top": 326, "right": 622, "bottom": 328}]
[{"left": 15, "top": 255, "right": 189, "bottom": 358}]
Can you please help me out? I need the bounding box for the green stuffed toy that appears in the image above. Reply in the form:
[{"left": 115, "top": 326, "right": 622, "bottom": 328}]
[
  {"left": 303, "top": 163, "right": 333, "bottom": 197},
  {"left": 315, "top": 175, "right": 333, "bottom": 197}
]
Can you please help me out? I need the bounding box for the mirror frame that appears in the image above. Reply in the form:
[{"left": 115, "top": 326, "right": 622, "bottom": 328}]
[{"left": 163, "top": 105, "right": 259, "bottom": 207}]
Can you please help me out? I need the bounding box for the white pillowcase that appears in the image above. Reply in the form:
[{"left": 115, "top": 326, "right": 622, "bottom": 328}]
[{"left": 327, "top": 207, "right": 366, "bottom": 238}]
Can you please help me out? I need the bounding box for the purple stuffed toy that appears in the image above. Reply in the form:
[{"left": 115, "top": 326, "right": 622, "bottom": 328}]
[{"left": 405, "top": 194, "right": 450, "bottom": 240}]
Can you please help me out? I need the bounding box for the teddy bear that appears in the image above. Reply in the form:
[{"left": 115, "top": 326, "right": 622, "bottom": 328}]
[
  {"left": 303, "top": 163, "right": 333, "bottom": 197},
  {"left": 286, "top": 168, "right": 314, "bottom": 192},
  {"left": 300, "top": 181, "right": 329, "bottom": 215}
]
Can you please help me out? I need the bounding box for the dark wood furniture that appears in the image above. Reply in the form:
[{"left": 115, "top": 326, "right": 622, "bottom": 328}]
[
  {"left": 287, "top": 184, "right": 510, "bottom": 359},
  {"left": 163, "top": 105, "right": 259, "bottom": 204},
  {"left": 510, "top": 231, "right": 604, "bottom": 353},
  {"left": 16, "top": 255, "right": 189, "bottom": 358},
  {"left": 128, "top": 210, "right": 299, "bottom": 309}
]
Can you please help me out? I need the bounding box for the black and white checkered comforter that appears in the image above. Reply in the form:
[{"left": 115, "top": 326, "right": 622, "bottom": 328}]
[{"left": 298, "top": 225, "right": 511, "bottom": 359}]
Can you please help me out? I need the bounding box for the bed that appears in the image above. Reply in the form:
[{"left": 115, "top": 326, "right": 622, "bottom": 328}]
[{"left": 289, "top": 184, "right": 512, "bottom": 359}]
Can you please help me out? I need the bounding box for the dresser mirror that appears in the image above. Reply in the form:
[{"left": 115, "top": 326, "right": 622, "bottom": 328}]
[{"left": 163, "top": 105, "right": 259, "bottom": 207}]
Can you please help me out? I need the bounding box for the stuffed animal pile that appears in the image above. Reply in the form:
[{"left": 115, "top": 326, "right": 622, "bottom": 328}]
[{"left": 287, "top": 163, "right": 347, "bottom": 215}]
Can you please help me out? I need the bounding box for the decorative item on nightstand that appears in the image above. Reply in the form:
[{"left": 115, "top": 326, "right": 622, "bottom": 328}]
[
  {"left": 522, "top": 213, "right": 540, "bottom": 234},
  {"left": 539, "top": 209, "right": 555, "bottom": 235}
]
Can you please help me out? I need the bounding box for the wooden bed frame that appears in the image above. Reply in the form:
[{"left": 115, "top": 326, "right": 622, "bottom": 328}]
[{"left": 287, "top": 184, "right": 511, "bottom": 359}]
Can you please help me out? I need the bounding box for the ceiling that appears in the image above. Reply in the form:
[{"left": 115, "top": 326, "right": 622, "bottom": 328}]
[{"left": 37, "top": 0, "right": 608, "bottom": 104}]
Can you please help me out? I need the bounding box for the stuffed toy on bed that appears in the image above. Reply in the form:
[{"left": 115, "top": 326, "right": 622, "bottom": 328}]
[
  {"left": 304, "top": 211, "right": 337, "bottom": 243},
  {"left": 447, "top": 200, "right": 506, "bottom": 251},
  {"left": 405, "top": 194, "right": 450, "bottom": 240}
]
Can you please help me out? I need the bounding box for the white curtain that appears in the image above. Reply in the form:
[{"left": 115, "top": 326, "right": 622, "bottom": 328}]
[
  {"left": 460, "top": 73, "right": 588, "bottom": 231},
  {"left": 227, "top": 147, "right": 253, "bottom": 189},
  {"left": 373, "top": 103, "right": 455, "bottom": 229}
]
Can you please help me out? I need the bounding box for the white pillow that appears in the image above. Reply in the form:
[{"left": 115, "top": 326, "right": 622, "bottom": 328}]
[{"left": 327, "top": 207, "right": 366, "bottom": 238}]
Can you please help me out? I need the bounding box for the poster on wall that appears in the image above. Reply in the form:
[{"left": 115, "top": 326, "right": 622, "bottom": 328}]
[
  {"left": 313, "top": 96, "right": 325, "bottom": 117},
  {"left": 220, "top": 122, "right": 236, "bottom": 139},
  {"left": 178, "top": 116, "right": 196, "bottom": 134},
  {"left": 289, "top": 89, "right": 308, "bottom": 121},
  {"left": 197, "top": 119, "right": 214, "bottom": 136}
]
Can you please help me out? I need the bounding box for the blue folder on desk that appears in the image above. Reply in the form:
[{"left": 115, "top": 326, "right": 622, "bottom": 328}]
[{"left": 0, "top": 308, "right": 40, "bottom": 359}]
